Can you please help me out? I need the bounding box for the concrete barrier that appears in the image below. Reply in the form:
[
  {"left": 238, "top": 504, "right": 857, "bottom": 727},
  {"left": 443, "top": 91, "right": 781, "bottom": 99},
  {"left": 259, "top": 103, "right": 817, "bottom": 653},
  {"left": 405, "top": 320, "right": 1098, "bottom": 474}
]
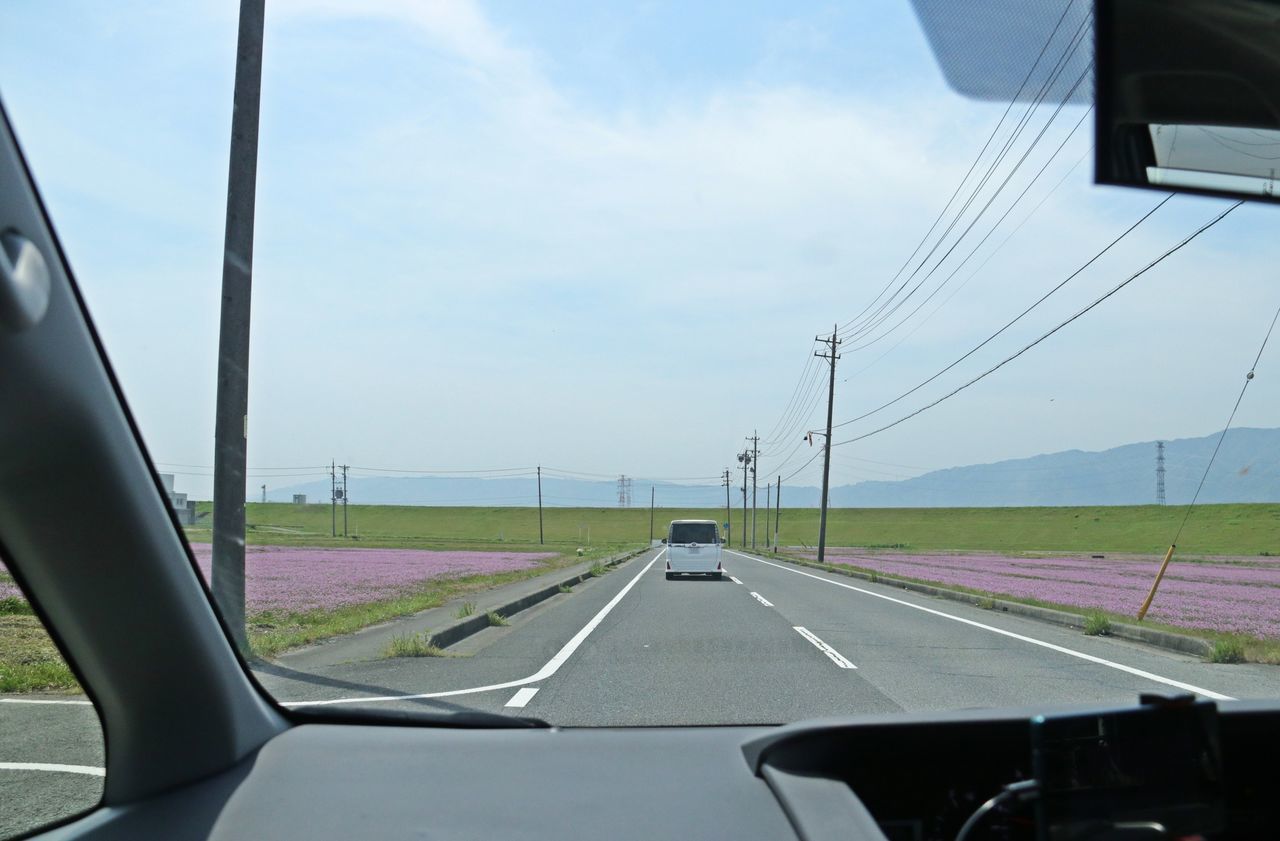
[{"left": 429, "top": 545, "right": 650, "bottom": 650}]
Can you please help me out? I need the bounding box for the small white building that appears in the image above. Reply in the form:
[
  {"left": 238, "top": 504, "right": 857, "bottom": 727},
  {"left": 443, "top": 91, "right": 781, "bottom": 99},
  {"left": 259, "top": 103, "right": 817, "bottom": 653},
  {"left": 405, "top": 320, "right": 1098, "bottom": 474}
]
[{"left": 158, "top": 473, "right": 196, "bottom": 525}]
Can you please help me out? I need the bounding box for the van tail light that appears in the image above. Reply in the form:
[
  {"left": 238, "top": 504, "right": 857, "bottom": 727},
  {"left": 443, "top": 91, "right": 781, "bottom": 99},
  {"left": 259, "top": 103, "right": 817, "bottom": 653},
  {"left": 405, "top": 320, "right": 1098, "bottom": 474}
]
[
  {"left": 717, "top": 561, "right": 722, "bottom": 570},
  {"left": 666, "top": 560, "right": 671, "bottom": 570}
]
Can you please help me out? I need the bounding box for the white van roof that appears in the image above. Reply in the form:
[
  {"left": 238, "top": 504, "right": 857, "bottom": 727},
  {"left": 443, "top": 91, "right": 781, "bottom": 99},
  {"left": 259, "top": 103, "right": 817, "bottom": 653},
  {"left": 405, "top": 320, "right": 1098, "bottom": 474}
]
[{"left": 668, "top": 519, "right": 717, "bottom": 525}]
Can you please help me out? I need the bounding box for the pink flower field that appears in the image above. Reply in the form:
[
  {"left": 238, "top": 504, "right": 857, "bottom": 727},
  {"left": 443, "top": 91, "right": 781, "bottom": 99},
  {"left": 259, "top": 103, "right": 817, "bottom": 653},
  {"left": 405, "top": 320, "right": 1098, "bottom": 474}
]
[
  {"left": 805, "top": 550, "right": 1280, "bottom": 638},
  {"left": 0, "top": 570, "right": 19, "bottom": 601},
  {"left": 0, "top": 547, "right": 557, "bottom": 614},
  {"left": 188, "top": 544, "right": 557, "bottom": 613}
]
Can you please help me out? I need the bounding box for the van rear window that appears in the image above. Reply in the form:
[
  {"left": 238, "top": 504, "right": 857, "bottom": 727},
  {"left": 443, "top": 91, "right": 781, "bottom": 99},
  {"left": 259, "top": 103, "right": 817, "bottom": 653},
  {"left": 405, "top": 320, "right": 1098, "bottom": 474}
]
[{"left": 670, "top": 523, "right": 717, "bottom": 544}]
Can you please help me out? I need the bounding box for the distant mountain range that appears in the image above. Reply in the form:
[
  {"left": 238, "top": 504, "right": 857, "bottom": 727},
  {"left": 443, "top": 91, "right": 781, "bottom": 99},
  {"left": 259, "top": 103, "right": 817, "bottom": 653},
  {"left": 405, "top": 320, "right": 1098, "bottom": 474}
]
[{"left": 268, "top": 427, "right": 1280, "bottom": 508}]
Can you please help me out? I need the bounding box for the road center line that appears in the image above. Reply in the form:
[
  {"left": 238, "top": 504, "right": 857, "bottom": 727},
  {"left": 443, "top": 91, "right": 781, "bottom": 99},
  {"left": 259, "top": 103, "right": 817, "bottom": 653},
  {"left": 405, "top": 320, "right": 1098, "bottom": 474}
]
[
  {"left": 727, "top": 550, "right": 1234, "bottom": 701},
  {"left": 285, "top": 550, "right": 663, "bottom": 707},
  {"left": 504, "top": 687, "right": 539, "bottom": 708},
  {"left": 794, "top": 626, "right": 857, "bottom": 669},
  {"left": 0, "top": 762, "right": 104, "bottom": 777},
  {"left": 750, "top": 591, "right": 774, "bottom": 607}
]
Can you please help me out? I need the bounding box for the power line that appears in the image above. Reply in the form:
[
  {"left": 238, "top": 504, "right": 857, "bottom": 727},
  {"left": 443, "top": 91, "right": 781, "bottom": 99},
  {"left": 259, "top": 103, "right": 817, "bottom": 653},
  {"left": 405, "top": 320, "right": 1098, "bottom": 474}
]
[
  {"left": 832, "top": 200, "right": 1244, "bottom": 449},
  {"left": 842, "top": 59, "right": 1094, "bottom": 347},
  {"left": 762, "top": 347, "right": 822, "bottom": 445},
  {"left": 831, "top": 193, "right": 1173, "bottom": 432},
  {"left": 757, "top": 3, "right": 1090, "bottom": 463},
  {"left": 758, "top": 371, "right": 829, "bottom": 470},
  {"left": 156, "top": 462, "right": 329, "bottom": 471},
  {"left": 841, "top": 13, "right": 1093, "bottom": 343},
  {"left": 1170, "top": 299, "right": 1280, "bottom": 546},
  {"left": 799, "top": 12, "right": 1091, "bottom": 468},
  {"left": 837, "top": 0, "right": 1081, "bottom": 335},
  {"left": 350, "top": 465, "right": 535, "bottom": 475},
  {"left": 760, "top": 429, "right": 817, "bottom": 479},
  {"left": 159, "top": 467, "right": 331, "bottom": 475},
  {"left": 763, "top": 359, "right": 826, "bottom": 447},
  {"left": 842, "top": 146, "right": 1093, "bottom": 386},
  {"left": 842, "top": 107, "right": 1093, "bottom": 356},
  {"left": 759, "top": 367, "right": 842, "bottom": 478},
  {"left": 782, "top": 450, "right": 822, "bottom": 483}
]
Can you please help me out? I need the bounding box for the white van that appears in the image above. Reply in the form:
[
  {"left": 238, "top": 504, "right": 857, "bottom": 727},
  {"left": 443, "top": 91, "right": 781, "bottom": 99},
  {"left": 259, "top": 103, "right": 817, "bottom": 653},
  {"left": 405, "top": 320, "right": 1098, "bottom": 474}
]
[{"left": 665, "top": 519, "right": 723, "bottom": 580}]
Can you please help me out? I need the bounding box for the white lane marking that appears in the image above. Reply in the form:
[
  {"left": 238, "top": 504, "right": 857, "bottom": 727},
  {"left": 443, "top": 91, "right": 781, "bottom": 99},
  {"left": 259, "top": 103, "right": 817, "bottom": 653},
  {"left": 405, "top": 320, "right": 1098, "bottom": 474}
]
[
  {"left": 0, "top": 698, "right": 93, "bottom": 706},
  {"left": 0, "top": 762, "right": 104, "bottom": 777},
  {"left": 750, "top": 591, "right": 774, "bottom": 607},
  {"left": 729, "top": 575, "right": 744, "bottom": 585},
  {"left": 504, "top": 687, "right": 539, "bottom": 708},
  {"left": 285, "top": 550, "right": 664, "bottom": 707},
  {"left": 727, "top": 551, "right": 1235, "bottom": 701},
  {"left": 794, "top": 626, "right": 857, "bottom": 669}
]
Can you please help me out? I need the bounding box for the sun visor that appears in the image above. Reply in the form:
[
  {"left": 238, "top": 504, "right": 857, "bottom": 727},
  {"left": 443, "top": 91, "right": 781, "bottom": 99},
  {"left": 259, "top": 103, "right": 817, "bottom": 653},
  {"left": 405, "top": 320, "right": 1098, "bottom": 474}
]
[{"left": 909, "top": 0, "right": 1094, "bottom": 103}]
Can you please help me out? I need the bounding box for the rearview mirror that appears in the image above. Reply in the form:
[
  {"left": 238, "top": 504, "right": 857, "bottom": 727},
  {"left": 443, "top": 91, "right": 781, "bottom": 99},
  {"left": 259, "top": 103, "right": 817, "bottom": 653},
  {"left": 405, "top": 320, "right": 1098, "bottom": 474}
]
[
  {"left": 1096, "top": 0, "right": 1280, "bottom": 202},
  {"left": 661, "top": 538, "right": 667, "bottom": 544}
]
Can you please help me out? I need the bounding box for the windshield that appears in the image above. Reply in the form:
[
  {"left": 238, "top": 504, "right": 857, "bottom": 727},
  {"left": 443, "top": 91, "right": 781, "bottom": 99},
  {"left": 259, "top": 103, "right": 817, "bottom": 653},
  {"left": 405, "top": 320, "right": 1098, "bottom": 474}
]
[{"left": 2, "top": 0, "right": 1279, "bottom": 756}]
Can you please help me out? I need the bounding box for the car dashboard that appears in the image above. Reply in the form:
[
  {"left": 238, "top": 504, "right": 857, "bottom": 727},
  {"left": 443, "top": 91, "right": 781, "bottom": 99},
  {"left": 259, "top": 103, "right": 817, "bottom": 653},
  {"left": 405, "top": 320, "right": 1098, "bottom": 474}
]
[{"left": 39, "top": 699, "right": 1280, "bottom": 841}]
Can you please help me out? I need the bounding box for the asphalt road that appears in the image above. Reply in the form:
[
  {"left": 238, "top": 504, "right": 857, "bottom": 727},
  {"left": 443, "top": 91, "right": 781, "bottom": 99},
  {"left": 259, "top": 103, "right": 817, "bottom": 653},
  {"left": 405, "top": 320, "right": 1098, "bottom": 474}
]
[{"left": 4, "top": 546, "right": 1280, "bottom": 836}]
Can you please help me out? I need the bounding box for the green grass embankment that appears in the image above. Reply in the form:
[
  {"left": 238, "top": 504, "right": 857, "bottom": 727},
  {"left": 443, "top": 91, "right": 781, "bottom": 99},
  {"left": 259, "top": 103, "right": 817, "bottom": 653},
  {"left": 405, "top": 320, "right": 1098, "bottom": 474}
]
[{"left": 190, "top": 501, "right": 1280, "bottom": 557}]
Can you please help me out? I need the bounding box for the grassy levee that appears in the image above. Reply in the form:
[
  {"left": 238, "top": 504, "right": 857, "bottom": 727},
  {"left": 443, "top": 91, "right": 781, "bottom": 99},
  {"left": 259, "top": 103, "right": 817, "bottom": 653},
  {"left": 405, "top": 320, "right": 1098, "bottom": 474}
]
[
  {"left": 783, "top": 503, "right": 1280, "bottom": 556},
  {"left": 189, "top": 502, "right": 726, "bottom": 549},
  {"left": 188, "top": 501, "right": 1280, "bottom": 556}
]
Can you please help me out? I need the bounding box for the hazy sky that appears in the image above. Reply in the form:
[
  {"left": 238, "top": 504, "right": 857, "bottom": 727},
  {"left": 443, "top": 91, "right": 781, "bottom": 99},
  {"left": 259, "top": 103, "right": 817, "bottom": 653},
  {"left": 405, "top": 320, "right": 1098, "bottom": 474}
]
[{"left": 2, "top": 0, "right": 1278, "bottom": 500}]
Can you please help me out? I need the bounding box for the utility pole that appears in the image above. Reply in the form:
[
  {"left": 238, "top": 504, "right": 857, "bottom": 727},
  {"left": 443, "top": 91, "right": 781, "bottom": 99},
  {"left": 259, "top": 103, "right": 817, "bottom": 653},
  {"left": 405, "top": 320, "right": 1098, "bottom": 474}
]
[
  {"left": 722, "top": 469, "right": 731, "bottom": 546},
  {"left": 815, "top": 325, "right": 841, "bottom": 565},
  {"left": 341, "top": 464, "right": 349, "bottom": 538},
  {"left": 774, "top": 475, "right": 781, "bottom": 553},
  {"left": 330, "top": 461, "right": 336, "bottom": 538},
  {"left": 747, "top": 431, "right": 759, "bottom": 549},
  {"left": 649, "top": 486, "right": 655, "bottom": 544},
  {"left": 764, "top": 482, "right": 771, "bottom": 549},
  {"left": 1156, "top": 441, "right": 1166, "bottom": 506},
  {"left": 261, "top": 484, "right": 265, "bottom": 504},
  {"left": 537, "top": 466, "right": 544, "bottom": 544},
  {"left": 736, "top": 450, "right": 752, "bottom": 548},
  {"left": 210, "top": 0, "right": 266, "bottom": 654}
]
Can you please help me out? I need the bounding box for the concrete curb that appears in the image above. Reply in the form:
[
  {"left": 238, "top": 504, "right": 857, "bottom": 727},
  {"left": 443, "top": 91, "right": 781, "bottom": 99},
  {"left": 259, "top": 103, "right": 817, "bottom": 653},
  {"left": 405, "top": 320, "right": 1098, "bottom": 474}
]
[
  {"left": 428, "top": 545, "right": 649, "bottom": 650},
  {"left": 747, "top": 550, "right": 1214, "bottom": 659}
]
